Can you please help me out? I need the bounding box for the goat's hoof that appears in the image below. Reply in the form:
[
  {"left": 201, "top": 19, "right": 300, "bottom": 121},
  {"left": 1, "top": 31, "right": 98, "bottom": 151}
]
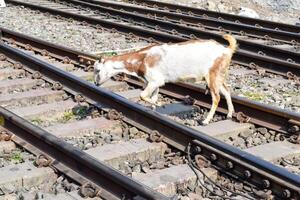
[
  {"left": 227, "top": 114, "right": 233, "bottom": 119},
  {"left": 199, "top": 120, "right": 209, "bottom": 126}
]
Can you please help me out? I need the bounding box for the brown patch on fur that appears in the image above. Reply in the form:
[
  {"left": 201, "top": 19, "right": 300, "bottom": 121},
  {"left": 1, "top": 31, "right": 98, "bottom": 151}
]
[
  {"left": 208, "top": 54, "right": 228, "bottom": 90},
  {"left": 103, "top": 43, "right": 161, "bottom": 76},
  {"left": 143, "top": 54, "right": 161, "bottom": 68}
]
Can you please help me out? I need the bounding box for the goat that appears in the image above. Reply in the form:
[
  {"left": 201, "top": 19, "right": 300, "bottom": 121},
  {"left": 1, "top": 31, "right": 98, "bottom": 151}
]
[{"left": 94, "top": 34, "right": 237, "bottom": 124}]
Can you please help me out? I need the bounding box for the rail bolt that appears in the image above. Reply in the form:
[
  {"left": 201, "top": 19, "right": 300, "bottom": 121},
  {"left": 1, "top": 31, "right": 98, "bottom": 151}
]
[
  {"left": 236, "top": 112, "right": 251, "bottom": 123},
  {"left": 193, "top": 146, "right": 202, "bottom": 153},
  {"left": 226, "top": 161, "right": 234, "bottom": 169},
  {"left": 0, "top": 130, "right": 13, "bottom": 141},
  {"left": 25, "top": 44, "right": 33, "bottom": 51},
  {"left": 282, "top": 189, "right": 291, "bottom": 198},
  {"left": 107, "top": 109, "right": 122, "bottom": 120},
  {"left": 63, "top": 56, "right": 71, "bottom": 64},
  {"left": 0, "top": 54, "right": 7, "bottom": 61},
  {"left": 79, "top": 182, "right": 101, "bottom": 198},
  {"left": 41, "top": 49, "right": 49, "bottom": 56},
  {"left": 74, "top": 94, "right": 85, "bottom": 103},
  {"left": 195, "top": 155, "right": 210, "bottom": 168},
  {"left": 13, "top": 62, "right": 23, "bottom": 69},
  {"left": 183, "top": 95, "right": 196, "bottom": 105},
  {"left": 286, "top": 58, "right": 295, "bottom": 63},
  {"left": 8, "top": 38, "right": 16, "bottom": 45},
  {"left": 210, "top": 153, "right": 217, "bottom": 161},
  {"left": 262, "top": 179, "right": 270, "bottom": 188},
  {"left": 244, "top": 170, "right": 251, "bottom": 179},
  {"left": 52, "top": 82, "right": 63, "bottom": 90},
  {"left": 35, "top": 154, "right": 52, "bottom": 168},
  {"left": 32, "top": 71, "right": 42, "bottom": 79},
  {"left": 149, "top": 130, "right": 164, "bottom": 143},
  {"left": 79, "top": 57, "right": 85, "bottom": 63}
]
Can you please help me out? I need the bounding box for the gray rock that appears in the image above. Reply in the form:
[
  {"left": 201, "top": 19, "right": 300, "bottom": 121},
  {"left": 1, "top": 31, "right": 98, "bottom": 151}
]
[
  {"left": 206, "top": 1, "right": 216, "bottom": 11},
  {"left": 188, "top": 192, "right": 202, "bottom": 200},
  {"left": 257, "top": 128, "right": 268, "bottom": 135},
  {"left": 1, "top": 184, "right": 15, "bottom": 194},
  {"left": 129, "top": 127, "right": 139, "bottom": 136},
  {"left": 253, "top": 137, "right": 261, "bottom": 145},
  {"left": 233, "top": 137, "right": 246, "bottom": 148},
  {"left": 239, "top": 129, "right": 253, "bottom": 139},
  {"left": 111, "top": 135, "right": 121, "bottom": 141},
  {"left": 132, "top": 164, "right": 141, "bottom": 173}
]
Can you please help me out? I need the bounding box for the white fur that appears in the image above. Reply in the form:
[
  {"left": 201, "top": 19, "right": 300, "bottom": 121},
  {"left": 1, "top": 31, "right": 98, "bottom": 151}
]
[{"left": 144, "top": 41, "right": 230, "bottom": 83}]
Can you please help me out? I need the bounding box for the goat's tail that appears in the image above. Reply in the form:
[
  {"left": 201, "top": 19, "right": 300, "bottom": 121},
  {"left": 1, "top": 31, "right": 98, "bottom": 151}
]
[{"left": 223, "top": 34, "right": 237, "bottom": 54}]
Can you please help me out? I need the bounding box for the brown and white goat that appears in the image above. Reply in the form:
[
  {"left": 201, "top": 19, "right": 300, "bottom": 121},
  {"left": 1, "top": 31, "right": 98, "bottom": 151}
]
[{"left": 94, "top": 34, "right": 237, "bottom": 124}]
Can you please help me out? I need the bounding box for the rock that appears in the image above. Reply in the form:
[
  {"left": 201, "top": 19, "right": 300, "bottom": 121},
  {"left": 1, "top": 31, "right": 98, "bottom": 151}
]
[
  {"left": 110, "top": 125, "right": 123, "bottom": 137},
  {"left": 132, "top": 164, "right": 141, "bottom": 173},
  {"left": 84, "top": 143, "right": 93, "bottom": 149},
  {"left": 233, "top": 137, "right": 246, "bottom": 148},
  {"left": 1, "top": 184, "right": 15, "bottom": 194},
  {"left": 141, "top": 162, "right": 150, "bottom": 173},
  {"left": 104, "top": 136, "right": 111, "bottom": 143},
  {"left": 129, "top": 127, "right": 139, "bottom": 136},
  {"left": 257, "top": 128, "right": 268, "bottom": 135},
  {"left": 239, "top": 129, "right": 253, "bottom": 139},
  {"left": 238, "top": 7, "right": 260, "bottom": 19},
  {"left": 206, "top": 1, "right": 216, "bottom": 11},
  {"left": 217, "top": 4, "right": 228, "bottom": 13},
  {"left": 188, "top": 192, "right": 202, "bottom": 200},
  {"left": 253, "top": 137, "right": 261, "bottom": 145},
  {"left": 111, "top": 135, "right": 121, "bottom": 141},
  {"left": 123, "top": 164, "right": 132, "bottom": 174},
  {"left": 194, "top": 186, "right": 203, "bottom": 195}
]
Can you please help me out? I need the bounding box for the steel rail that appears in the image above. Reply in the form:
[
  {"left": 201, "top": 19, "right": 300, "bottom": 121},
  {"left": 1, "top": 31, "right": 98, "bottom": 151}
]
[
  {"left": 131, "top": 0, "right": 300, "bottom": 34},
  {"left": 0, "top": 42, "right": 299, "bottom": 199},
  {"left": 62, "top": 0, "right": 300, "bottom": 64},
  {"left": 79, "top": 0, "right": 300, "bottom": 44},
  {"left": 0, "top": 110, "right": 168, "bottom": 200},
  {"left": 1, "top": 27, "right": 299, "bottom": 134},
  {"left": 7, "top": 0, "right": 300, "bottom": 77}
]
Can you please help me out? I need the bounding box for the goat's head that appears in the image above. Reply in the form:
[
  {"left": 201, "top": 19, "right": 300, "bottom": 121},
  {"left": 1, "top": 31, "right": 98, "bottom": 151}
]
[{"left": 93, "top": 58, "right": 125, "bottom": 86}]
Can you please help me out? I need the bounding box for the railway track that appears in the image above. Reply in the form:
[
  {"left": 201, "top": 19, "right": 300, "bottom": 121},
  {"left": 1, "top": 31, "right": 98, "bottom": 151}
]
[
  {"left": 5, "top": 0, "right": 300, "bottom": 78},
  {"left": 0, "top": 27, "right": 300, "bottom": 199},
  {"left": 129, "top": 0, "right": 300, "bottom": 34},
  {"left": 69, "top": 0, "right": 300, "bottom": 47}
]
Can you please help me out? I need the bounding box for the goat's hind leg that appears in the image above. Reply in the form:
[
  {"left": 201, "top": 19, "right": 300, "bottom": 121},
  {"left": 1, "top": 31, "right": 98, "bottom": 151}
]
[
  {"left": 220, "top": 83, "right": 234, "bottom": 118},
  {"left": 202, "top": 89, "right": 220, "bottom": 125}
]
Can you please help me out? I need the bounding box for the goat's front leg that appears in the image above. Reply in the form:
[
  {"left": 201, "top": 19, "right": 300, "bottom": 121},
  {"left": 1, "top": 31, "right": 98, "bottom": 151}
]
[{"left": 140, "top": 82, "right": 161, "bottom": 106}]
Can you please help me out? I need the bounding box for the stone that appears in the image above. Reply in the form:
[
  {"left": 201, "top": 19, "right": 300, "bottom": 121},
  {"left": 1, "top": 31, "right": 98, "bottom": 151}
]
[
  {"left": 194, "top": 120, "right": 253, "bottom": 140},
  {"left": 239, "top": 129, "right": 253, "bottom": 139},
  {"left": 85, "top": 139, "right": 166, "bottom": 169},
  {"left": 238, "top": 7, "right": 260, "bottom": 18},
  {"left": 129, "top": 127, "right": 139, "bottom": 136},
  {"left": 0, "top": 163, "right": 57, "bottom": 193},
  {"left": 257, "top": 128, "right": 268, "bottom": 135},
  {"left": 133, "top": 164, "right": 217, "bottom": 196},
  {"left": 245, "top": 141, "right": 300, "bottom": 161},
  {"left": 206, "top": 1, "right": 216, "bottom": 11},
  {"left": 46, "top": 117, "right": 117, "bottom": 137}
]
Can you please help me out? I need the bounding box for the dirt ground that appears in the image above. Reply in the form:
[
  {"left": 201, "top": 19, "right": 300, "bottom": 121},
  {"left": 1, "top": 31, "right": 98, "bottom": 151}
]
[{"left": 151, "top": 0, "right": 300, "bottom": 25}]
